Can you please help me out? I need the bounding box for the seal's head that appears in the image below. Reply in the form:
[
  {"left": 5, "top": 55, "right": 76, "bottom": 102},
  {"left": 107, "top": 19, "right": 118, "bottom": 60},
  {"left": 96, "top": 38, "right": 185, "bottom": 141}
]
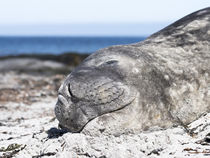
[{"left": 55, "top": 48, "right": 139, "bottom": 132}]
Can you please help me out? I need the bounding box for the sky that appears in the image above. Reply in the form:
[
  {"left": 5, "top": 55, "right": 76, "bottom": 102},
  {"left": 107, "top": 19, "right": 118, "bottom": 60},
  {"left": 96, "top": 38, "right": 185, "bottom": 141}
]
[{"left": 0, "top": 0, "right": 209, "bottom": 36}]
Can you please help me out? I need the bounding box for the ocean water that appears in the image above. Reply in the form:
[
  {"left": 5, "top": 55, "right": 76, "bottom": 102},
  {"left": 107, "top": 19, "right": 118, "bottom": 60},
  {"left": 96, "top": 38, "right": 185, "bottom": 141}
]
[{"left": 0, "top": 36, "right": 146, "bottom": 56}]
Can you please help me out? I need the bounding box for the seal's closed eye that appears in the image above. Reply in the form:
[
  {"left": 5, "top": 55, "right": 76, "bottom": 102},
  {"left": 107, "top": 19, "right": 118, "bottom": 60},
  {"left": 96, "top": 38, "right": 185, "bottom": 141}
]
[
  {"left": 105, "top": 60, "right": 118, "bottom": 65},
  {"left": 96, "top": 60, "right": 119, "bottom": 67}
]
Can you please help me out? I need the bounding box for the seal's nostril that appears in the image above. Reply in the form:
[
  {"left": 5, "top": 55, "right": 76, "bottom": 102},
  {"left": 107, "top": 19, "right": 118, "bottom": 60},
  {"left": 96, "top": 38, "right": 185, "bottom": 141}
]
[
  {"left": 68, "top": 83, "right": 74, "bottom": 97},
  {"left": 68, "top": 83, "right": 79, "bottom": 103}
]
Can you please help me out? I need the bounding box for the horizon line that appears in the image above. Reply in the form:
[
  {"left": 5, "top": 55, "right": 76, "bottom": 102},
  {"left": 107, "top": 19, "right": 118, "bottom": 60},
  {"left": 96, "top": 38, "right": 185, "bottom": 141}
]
[{"left": 0, "top": 35, "right": 149, "bottom": 37}]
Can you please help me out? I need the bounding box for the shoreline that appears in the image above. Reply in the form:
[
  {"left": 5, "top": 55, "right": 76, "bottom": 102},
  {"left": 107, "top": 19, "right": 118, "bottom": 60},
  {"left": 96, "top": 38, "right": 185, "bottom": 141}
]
[{"left": 0, "top": 52, "right": 90, "bottom": 66}]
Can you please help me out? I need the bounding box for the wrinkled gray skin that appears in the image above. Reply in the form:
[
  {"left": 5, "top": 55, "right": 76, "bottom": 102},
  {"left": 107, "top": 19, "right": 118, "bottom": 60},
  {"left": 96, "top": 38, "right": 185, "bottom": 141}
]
[{"left": 55, "top": 7, "right": 210, "bottom": 133}]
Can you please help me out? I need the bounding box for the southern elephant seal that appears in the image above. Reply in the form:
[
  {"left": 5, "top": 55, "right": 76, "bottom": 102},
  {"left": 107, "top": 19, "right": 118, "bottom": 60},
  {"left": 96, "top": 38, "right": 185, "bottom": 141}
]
[{"left": 55, "top": 7, "right": 210, "bottom": 133}]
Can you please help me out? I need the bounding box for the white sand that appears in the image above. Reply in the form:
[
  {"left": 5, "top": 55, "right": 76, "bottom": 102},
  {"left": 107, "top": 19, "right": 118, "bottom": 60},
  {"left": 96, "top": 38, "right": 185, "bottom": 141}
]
[{"left": 0, "top": 72, "right": 209, "bottom": 158}]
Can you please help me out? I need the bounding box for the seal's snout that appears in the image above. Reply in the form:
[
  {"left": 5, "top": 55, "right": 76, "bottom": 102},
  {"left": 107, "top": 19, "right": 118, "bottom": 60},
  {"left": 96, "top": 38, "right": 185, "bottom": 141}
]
[
  {"left": 55, "top": 70, "right": 137, "bottom": 132},
  {"left": 55, "top": 92, "right": 88, "bottom": 132}
]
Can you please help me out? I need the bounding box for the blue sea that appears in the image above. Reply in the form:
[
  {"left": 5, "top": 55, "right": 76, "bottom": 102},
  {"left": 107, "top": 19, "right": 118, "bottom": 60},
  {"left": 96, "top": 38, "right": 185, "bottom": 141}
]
[{"left": 0, "top": 36, "right": 146, "bottom": 56}]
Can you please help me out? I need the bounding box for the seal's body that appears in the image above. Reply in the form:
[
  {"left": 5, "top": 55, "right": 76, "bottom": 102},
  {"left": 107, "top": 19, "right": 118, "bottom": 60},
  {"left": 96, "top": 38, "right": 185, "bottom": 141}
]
[{"left": 55, "top": 8, "right": 210, "bottom": 133}]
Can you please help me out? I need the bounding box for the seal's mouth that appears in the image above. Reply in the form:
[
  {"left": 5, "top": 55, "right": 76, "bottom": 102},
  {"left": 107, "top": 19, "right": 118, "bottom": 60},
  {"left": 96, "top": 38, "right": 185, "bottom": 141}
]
[{"left": 55, "top": 94, "right": 71, "bottom": 130}]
